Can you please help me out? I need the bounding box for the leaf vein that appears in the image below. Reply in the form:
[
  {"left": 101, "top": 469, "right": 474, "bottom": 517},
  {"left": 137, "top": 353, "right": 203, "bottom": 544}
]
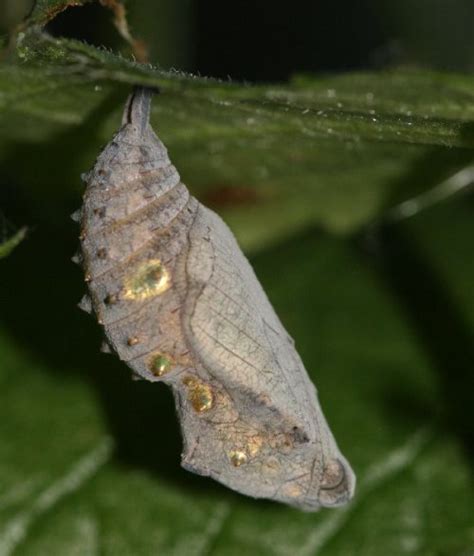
[{"left": 0, "top": 437, "right": 113, "bottom": 556}]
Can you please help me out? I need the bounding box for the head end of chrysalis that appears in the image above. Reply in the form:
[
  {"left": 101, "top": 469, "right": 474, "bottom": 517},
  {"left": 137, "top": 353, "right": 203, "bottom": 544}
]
[{"left": 317, "top": 457, "right": 355, "bottom": 508}]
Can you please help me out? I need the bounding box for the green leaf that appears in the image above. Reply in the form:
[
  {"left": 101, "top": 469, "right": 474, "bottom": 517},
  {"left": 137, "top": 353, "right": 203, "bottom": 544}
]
[
  {"left": 12, "top": 31, "right": 474, "bottom": 149},
  {"left": 1, "top": 203, "right": 473, "bottom": 554},
  {"left": 1, "top": 29, "right": 473, "bottom": 250},
  {"left": 0, "top": 227, "right": 27, "bottom": 259}
]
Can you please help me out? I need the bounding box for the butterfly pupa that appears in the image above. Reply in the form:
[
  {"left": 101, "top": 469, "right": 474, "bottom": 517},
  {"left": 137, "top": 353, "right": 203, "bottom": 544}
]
[{"left": 76, "top": 87, "right": 355, "bottom": 511}]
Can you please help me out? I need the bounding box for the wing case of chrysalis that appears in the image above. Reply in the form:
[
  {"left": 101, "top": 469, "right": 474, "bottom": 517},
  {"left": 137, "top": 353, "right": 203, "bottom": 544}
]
[{"left": 76, "top": 87, "right": 355, "bottom": 511}]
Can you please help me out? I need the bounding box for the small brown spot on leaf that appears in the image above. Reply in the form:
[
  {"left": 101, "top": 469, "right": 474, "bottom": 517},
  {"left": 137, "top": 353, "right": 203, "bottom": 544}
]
[{"left": 204, "top": 184, "right": 261, "bottom": 208}]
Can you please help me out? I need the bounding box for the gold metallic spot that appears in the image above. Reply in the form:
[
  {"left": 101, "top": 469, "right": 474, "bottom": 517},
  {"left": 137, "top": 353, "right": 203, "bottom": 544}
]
[
  {"left": 247, "top": 436, "right": 263, "bottom": 457},
  {"left": 182, "top": 376, "right": 214, "bottom": 412},
  {"left": 229, "top": 450, "right": 248, "bottom": 467},
  {"left": 127, "top": 336, "right": 140, "bottom": 346},
  {"left": 123, "top": 259, "right": 170, "bottom": 301},
  {"left": 149, "top": 353, "right": 173, "bottom": 377},
  {"left": 281, "top": 483, "right": 303, "bottom": 498}
]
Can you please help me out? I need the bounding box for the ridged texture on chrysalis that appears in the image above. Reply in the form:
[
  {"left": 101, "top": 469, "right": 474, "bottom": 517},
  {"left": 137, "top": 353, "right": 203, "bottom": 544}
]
[{"left": 75, "top": 87, "right": 355, "bottom": 511}]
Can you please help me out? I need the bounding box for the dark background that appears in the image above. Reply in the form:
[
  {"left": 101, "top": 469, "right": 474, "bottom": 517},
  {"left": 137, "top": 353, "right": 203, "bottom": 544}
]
[{"left": 2, "top": 0, "right": 473, "bottom": 82}]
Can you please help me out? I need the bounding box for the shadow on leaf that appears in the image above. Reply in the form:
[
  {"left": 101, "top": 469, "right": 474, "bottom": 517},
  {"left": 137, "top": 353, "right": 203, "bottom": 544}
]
[
  {"left": 0, "top": 88, "right": 231, "bottom": 501},
  {"left": 357, "top": 223, "right": 474, "bottom": 461}
]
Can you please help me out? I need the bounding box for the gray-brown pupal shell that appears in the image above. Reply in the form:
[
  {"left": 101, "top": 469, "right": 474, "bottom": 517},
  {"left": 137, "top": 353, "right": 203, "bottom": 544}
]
[{"left": 76, "top": 87, "right": 355, "bottom": 511}]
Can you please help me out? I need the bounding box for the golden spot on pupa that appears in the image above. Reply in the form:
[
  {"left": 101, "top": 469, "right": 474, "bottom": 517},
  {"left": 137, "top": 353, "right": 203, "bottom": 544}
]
[
  {"left": 148, "top": 353, "right": 173, "bottom": 377},
  {"left": 182, "top": 376, "right": 214, "bottom": 412},
  {"left": 246, "top": 435, "right": 263, "bottom": 457},
  {"left": 123, "top": 259, "right": 170, "bottom": 301},
  {"left": 229, "top": 450, "right": 248, "bottom": 467},
  {"left": 127, "top": 336, "right": 140, "bottom": 346},
  {"left": 281, "top": 483, "right": 303, "bottom": 498}
]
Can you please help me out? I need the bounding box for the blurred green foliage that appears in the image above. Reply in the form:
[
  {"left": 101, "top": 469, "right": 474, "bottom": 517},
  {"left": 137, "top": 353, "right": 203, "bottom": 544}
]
[
  {"left": 0, "top": 227, "right": 27, "bottom": 258},
  {"left": 0, "top": 1, "right": 473, "bottom": 555}
]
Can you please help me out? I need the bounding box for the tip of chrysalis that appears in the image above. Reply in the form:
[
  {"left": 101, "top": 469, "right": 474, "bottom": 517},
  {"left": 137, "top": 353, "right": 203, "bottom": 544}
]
[{"left": 122, "top": 86, "right": 158, "bottom": 133}]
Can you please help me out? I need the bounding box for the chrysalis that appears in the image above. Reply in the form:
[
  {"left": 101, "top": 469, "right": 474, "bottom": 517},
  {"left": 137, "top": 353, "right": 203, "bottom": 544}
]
[{"left": 75, "top": 87, "right": 355, "bottom": 511}]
